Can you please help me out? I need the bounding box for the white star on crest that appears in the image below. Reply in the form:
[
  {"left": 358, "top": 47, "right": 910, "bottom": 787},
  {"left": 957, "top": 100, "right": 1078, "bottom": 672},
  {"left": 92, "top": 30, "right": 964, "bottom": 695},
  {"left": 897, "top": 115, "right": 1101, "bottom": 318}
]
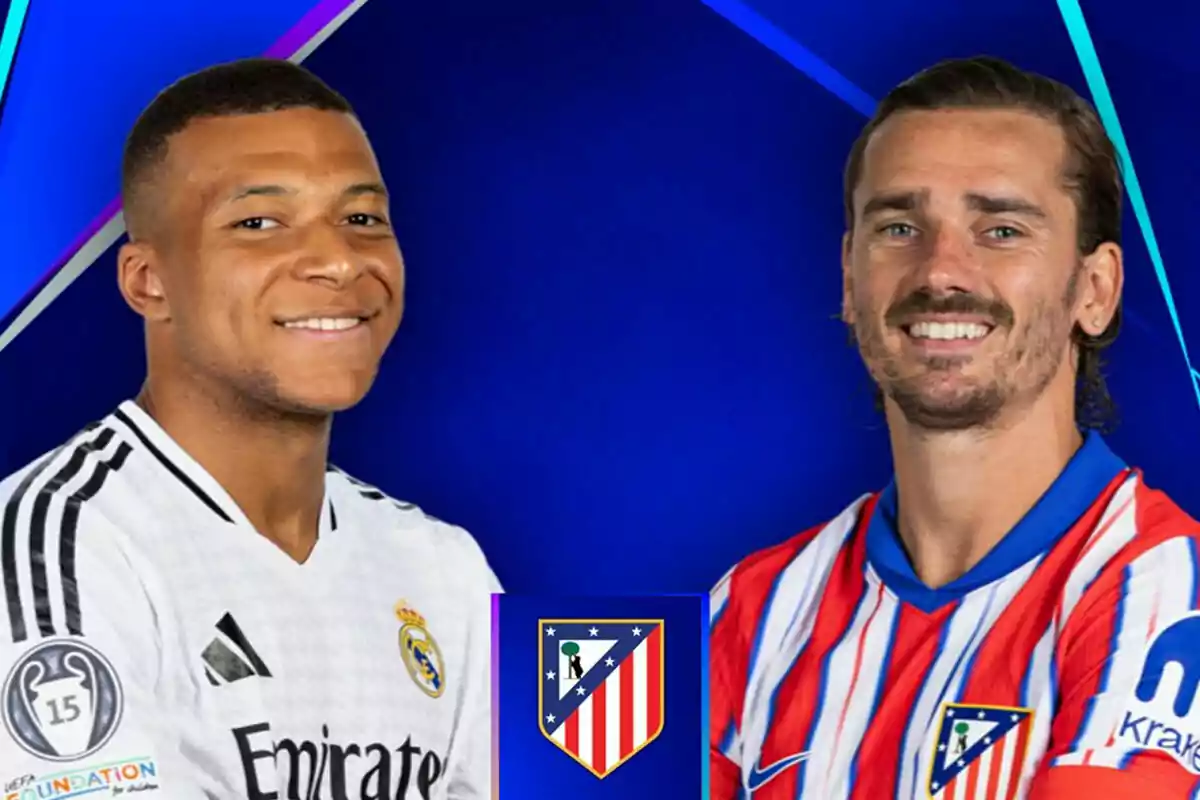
[
  {"left": 546, "top": 714, "right": 555, "bottom": 724},
  {"left": 632, "top": 626, "right": 642, "bottom": 636},
  {"left": 604, "top": 657, "right": 615, "bottom": 667},
  {"left": 576, "top": 686, "right": 586, "bottom": 695},
  {"left": 589, "top": 627, "right": 599, "bottom": 636},
  {"left": 546, "top": 671, "right": 555, "bottom": 680},
  {"left": 546, "top": 627, "right": 556, "bottom": 637}
]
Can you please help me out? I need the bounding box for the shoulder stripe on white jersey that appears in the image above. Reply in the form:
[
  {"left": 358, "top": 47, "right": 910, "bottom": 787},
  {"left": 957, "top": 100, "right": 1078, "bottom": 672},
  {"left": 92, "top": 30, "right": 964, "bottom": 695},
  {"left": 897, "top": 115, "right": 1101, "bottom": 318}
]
[
  {"left": 1, "top": 423, "right": 127, "bottom": 643},
  {"left": 327, "top": 464, "right": 443, "bottom": 522},
  {"left": 2, "top": 436, "right": 88, "bottom": 642},
  {"left": 111, "top": 407, "right": 235, "bottom": 524}
]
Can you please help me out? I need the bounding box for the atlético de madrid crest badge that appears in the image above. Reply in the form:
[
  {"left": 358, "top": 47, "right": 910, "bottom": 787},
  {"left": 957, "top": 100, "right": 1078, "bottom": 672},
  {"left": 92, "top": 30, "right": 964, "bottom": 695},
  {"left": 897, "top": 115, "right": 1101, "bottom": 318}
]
[
  {"left": 396, "top": 600, "right": 445, "bottom": 699},
  {"left": 538, "top": 618, "right": 665, "bottom": 778},
  {"left": 927, "top": 702, "right": 1034, "bottom": 799}
]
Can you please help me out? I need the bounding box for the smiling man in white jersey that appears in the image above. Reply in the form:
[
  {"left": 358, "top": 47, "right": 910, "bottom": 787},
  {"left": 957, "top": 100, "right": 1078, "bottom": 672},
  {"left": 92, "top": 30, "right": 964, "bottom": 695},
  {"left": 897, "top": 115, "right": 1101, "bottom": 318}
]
[
  {"left": 711, "top": 57, "right": 1200, "bottom": 799},
  {"left": 0, "top": 59, "right": 498, "bottom": 799}
]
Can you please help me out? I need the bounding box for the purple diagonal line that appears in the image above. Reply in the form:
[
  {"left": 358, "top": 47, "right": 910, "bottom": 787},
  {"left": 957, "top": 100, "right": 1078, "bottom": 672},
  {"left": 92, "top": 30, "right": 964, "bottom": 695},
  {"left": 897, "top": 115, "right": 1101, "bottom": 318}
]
[{"left": 0, "top": 0, "right": 365, "bottom": 342}]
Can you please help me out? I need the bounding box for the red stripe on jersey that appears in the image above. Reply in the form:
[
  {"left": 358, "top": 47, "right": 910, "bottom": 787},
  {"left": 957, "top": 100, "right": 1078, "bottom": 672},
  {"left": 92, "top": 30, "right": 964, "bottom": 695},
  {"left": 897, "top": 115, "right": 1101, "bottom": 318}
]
[
  {"left": 1047, "top": 480, "right": 1200, "bottom": 762},
  {"left": 850, "top": 602, "right": 955, "bottom": 800},
  {"left": 709, "top": 521, "right": 828, "bottom": 760},
  {"left": 647, "top": 626, "right": 662, "bottom": 738},
  {"left": 963, "top": 754, "right": 981, "bottom": 798},
  {"left": 1005, "top": 716, "right": 1032, "bottom": 800},
  {"left": 1028, "top": 760, "right": 1200, "bottom": 799},
  {"left": 565, "top": 710, "right": 579, "bottom": 755},
  {"left": 592, "top": 681, "right": 606, "bottom": 772},
  {"left": 984, "top": 734, "right": 1006, "bottom": 799},
  {"left": 755, "top": 505, "right": 873, "bottom": 799},
  {"left": 620, "top": 657, "right": 634, "bottom": 756},
  {"left": 825, "top": 581, "right": 887, "bottom": 782},
  {"left": 958, "top": 473, "right": 1130, "bottom": 708}
]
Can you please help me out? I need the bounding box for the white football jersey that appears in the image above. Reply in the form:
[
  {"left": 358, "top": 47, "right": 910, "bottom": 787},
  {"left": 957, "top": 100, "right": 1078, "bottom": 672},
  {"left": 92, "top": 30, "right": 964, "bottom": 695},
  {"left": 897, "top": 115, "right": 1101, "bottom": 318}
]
[{"left": 0, "top": 400, "right": 499, "bottom": 800}]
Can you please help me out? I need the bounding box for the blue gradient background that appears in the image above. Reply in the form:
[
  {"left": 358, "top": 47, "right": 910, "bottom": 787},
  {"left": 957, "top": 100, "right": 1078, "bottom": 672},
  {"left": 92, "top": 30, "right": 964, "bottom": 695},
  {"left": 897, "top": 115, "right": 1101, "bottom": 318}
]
[
  {"left": 494, "top": 594, "right": 704, "bottom": 797},
  {"left": 1, "top": 1, "right": 1199, "bottom": 796}
]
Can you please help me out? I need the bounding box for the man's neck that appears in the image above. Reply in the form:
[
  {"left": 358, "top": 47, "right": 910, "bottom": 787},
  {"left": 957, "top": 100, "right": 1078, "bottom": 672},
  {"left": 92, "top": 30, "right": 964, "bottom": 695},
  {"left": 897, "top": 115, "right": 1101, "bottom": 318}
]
[
  {"left": 137, "top": 375, "right": 332, "bottom": 563},
  {"left": 886, "top": 389, "right": 1083, "bottom": 589}
]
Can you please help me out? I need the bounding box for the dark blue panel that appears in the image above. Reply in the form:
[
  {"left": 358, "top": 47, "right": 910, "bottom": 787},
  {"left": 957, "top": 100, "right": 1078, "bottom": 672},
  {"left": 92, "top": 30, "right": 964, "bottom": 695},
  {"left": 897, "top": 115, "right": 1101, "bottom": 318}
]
[{"left": 495, "top": 594, "right": 704, "bottom": 798}]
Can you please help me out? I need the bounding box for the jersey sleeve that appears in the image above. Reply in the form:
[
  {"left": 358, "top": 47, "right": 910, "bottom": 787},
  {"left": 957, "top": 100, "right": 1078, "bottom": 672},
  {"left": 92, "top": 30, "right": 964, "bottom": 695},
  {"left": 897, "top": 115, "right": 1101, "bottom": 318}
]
[
  {"left": 1028, "top": 532, "right": 1200, "bottom": 798},
  {"left": 710, "top": 564, "right": 747, "bottom": 800},
  {"left": 440, "top": 523, "right": 499, "bottom": 799},
  {"left": 0, "top": 502, "right": 214, "bottom": 797}
]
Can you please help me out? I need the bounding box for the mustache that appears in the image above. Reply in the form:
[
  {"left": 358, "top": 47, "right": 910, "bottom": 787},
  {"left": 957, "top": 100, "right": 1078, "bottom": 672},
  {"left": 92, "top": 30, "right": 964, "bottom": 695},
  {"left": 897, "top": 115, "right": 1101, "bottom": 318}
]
[{"left": 884, "top": 289, "right": 1014, "bottom": 329}]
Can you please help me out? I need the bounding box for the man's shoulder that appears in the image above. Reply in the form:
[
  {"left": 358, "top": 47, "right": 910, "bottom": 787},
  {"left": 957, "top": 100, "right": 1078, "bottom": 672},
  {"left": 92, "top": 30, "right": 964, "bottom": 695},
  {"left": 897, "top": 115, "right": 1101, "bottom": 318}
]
[
  {"left": 1089, "top": 472, "right": 1200, "bottom": 570},
  {"left": 326, "top": 465, "right": 493, "bottom": 564},
  {"left": 714, "top": 492, "right": 873, "bottom": 603},
  {"left": 0, "top": 422, "right": 131, "bottom": 526}
]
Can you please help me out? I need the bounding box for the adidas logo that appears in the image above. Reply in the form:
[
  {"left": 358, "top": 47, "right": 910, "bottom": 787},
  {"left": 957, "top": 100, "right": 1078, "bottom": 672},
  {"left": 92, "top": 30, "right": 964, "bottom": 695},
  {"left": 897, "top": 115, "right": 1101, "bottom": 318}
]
[{"left": 201, "top": 612, "right": 272, "bottom": 685}]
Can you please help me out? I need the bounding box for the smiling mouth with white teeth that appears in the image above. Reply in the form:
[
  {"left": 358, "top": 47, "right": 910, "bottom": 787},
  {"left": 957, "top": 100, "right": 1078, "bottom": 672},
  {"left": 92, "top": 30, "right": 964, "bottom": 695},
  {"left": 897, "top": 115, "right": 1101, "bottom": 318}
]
[
  {"left": 905, "top": 321, "right": 993, "bottom": 341},
  {"left": 278, "top": 316, "right": 370, "bottom": 332}
]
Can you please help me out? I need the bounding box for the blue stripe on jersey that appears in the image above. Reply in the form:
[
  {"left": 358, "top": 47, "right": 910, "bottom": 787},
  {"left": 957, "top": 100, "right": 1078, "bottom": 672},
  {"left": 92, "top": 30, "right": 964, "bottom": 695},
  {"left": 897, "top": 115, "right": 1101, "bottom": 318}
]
[
  {"left": 847, "top": 595, "right": 901, "bottom": 788},
  {"left": 892, "top": 603, "right": 958, "bottom": 800},
  {"left": 907, "top": 589, "right": 998, "bottom": 800},
  {"left": 1067, "top": 563, "right": 1131, "bottom": 757},
  {"left": 792, "top": 585, "right": 874, "bottom": 799},
  {"left": 1190, "top": 538, "right": 1200, "bottom": 608},
  {"left": 867, "top": 432, "right": 1127, "bottom": 612},
  {"left": 1018, "top": 622, "right": 1048, "bottom": 709},
  {"left": 744, "top": 566, "right": 789, "bottom": 697},
  {"left": 719, "top": 720, "right": 736, "bottom": 756}
]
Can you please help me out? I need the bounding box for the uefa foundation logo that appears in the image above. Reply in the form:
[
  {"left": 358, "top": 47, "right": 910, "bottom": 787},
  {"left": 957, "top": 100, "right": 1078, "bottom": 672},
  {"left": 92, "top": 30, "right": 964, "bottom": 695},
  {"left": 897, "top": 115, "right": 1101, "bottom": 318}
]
[{"left": 2, "top": 639, "right": 124, "bottom": 761}]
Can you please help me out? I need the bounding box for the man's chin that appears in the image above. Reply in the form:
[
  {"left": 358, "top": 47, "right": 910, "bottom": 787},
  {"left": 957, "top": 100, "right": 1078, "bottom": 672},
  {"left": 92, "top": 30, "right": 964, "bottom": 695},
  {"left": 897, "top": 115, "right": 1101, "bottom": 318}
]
[{"left": 886, "top": 383, "right": 1005, "bottom": 432}]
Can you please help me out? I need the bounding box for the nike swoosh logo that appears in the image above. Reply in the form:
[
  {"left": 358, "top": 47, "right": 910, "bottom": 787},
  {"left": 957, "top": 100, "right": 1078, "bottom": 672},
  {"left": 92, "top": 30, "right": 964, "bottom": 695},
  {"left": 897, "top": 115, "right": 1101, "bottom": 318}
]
[{"left": 745, "top": 751, "right": 811, "bottom": 793}]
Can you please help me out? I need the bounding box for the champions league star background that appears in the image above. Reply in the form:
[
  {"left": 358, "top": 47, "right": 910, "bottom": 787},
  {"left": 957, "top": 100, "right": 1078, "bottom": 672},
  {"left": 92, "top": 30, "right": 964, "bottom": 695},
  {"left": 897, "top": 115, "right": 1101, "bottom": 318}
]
[{"left": 1, "top": 0, "right": 1200, "bottom": 795}]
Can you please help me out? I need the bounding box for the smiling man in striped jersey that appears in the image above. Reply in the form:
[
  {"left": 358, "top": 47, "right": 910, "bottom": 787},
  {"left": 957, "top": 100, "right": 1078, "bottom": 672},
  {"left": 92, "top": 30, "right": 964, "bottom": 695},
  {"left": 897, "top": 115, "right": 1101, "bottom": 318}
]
[
  {"left": 0, "top": 59, "right": 498, "bottom": 798},
  {"left": 711, "top": 56, "right": 1200, "bottom": 799}
]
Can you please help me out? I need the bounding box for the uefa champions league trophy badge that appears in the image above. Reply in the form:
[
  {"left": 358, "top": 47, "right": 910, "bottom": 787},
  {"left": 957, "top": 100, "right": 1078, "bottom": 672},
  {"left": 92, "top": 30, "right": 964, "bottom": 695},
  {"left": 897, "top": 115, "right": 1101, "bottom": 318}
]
[{"left": 2, "top": 639, "right": 124, "bottom": 761}]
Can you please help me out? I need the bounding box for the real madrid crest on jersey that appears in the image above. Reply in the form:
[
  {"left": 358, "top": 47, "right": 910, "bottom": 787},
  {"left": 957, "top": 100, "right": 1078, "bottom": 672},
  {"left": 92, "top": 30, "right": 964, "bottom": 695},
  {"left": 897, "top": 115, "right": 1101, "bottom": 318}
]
[
  {"left": 2, "top": 638, "right": 124, "bottom": 761},
  {"left": 927, "top": 702, "right": 1033, "bottom": 799},
  {"left": 396, "top": 600, "right": 445, "bottom": 699}
]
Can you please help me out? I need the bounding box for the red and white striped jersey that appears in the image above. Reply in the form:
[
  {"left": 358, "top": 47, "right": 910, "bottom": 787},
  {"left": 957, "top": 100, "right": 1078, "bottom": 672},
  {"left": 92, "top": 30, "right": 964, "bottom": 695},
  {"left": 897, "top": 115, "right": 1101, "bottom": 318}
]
[{"left": 710, "top": 433, "right": 1200, "bottom": 799}]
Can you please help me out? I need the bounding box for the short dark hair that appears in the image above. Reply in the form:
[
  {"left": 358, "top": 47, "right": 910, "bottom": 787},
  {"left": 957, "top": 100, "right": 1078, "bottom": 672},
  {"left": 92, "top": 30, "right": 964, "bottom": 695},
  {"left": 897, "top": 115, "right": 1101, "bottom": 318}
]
[
  {"left": 843, "top": 56, "right": 1123, "bottom": 431},
  {"left": 121, "top": 57, "right": 354, "bottom": 239}
]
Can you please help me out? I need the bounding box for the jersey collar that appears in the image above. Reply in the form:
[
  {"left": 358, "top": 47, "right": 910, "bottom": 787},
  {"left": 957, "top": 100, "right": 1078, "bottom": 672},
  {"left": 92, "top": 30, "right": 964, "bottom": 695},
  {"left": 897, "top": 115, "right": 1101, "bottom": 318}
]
[
  {"left": 865, "top": 431, "right": 1128, "bottom": 613},
  {"left": 112, "top": 399, "right": 336, "bottom": 541}
]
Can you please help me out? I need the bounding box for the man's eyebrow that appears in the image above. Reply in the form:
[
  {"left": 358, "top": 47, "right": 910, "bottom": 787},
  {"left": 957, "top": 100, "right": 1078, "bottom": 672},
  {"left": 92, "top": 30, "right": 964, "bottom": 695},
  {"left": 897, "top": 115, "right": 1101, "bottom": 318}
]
[
  {"left": 964, "top": 192, "right": 1047, "bottom": 218},
  {"left": 223, "top": 184, "right": 297, "bottom": 203},
  {"left": 861, "top": 190, "right": 927, "bottom": 219},
  {"left": 343, "top": 181, "right": 389, "bottom": 199}
]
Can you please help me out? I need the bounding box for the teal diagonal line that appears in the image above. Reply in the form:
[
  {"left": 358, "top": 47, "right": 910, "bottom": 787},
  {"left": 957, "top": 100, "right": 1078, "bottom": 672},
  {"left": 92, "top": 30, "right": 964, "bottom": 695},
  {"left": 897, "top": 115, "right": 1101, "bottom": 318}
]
[
  {"left": 1057, "top": 0, "right": 1200, "bottom": 412},
  {"left": 0, "top": 0, "right": 31, "bottom": 109}
]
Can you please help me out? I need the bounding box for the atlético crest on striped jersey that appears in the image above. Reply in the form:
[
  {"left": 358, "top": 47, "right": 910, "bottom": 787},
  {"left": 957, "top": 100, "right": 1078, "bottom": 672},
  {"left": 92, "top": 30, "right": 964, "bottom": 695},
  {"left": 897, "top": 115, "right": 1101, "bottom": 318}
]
[
  {"left": 538, "top": 619, "right": 665, "bottom": 778},
  {"left": 927, "top": 703, "right": 1034, "bottom": 799}
]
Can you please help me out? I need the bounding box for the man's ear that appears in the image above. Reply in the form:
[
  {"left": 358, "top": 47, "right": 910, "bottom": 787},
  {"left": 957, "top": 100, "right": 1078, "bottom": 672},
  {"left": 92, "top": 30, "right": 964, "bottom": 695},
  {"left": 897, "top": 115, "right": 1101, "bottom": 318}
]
[
  {"left": 1075, "top": 241, "right": 1122, "bottom": 338},
  {"left": 117, "top": 241, "right": 171, "bottom": 322},
  {"left": 841, "top": 231, "right": 855, "bottom": 326}
]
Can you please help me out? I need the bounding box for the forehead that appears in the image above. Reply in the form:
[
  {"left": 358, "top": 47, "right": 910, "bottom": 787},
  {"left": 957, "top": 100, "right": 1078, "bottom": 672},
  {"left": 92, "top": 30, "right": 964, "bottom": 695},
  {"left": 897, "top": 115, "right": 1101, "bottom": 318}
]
[
  {"left": 855, "top": 108, "right": 1070, "bottom": 208},
  {"left": 164, "top": 107, "right": 381, "bottom": 189}
]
